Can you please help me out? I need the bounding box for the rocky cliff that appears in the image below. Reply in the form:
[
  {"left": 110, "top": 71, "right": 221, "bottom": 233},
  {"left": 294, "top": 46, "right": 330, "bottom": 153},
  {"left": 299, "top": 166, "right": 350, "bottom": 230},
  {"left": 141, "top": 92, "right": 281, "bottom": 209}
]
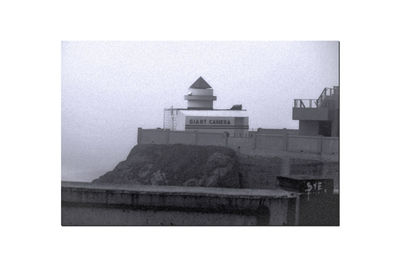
[
  {"left": 93, "top": 144, "right": 241, "bottom": 188},
  {"left": 92, "top": 144, "right": 338, "bottom": 189}
]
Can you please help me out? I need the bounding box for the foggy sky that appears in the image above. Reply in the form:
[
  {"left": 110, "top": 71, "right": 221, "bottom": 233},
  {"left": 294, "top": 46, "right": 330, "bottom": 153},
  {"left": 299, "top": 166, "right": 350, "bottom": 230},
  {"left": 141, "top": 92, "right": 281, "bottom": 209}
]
[{"left": 62, "top": 41, "right": 339, "bottom": 181}]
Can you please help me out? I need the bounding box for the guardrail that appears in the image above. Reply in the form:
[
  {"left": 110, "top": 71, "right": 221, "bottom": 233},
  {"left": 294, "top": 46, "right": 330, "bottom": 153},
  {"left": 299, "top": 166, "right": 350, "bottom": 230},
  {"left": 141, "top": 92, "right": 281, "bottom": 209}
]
[
  {"left": 293, "top": 99, "right": 319, "bottom": 108},
  {"left": 293, "top": 86, "right": 339, "bottom": 108}
]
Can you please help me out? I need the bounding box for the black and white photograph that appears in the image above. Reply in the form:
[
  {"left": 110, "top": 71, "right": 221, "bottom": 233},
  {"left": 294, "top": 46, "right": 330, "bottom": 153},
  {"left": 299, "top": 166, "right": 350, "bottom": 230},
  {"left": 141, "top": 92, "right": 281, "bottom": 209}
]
[
  {"left": 2, "top": 1, "right": 400, "bottom": 265},
  {"left": 61, "top": 41, "right": 339, "bottom": 226}
]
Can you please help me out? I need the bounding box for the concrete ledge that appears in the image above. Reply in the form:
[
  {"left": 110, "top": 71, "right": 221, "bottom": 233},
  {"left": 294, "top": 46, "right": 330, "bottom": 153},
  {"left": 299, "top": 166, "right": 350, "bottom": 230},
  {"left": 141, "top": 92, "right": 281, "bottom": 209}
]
[
  {"left": 62, "top": 182, "right": 298, "bottom": 226},
  {"left": 292, "top": 107, "right": 329, "bottom": 121},
  {"left": 138, "top": 129, "right": 339, "bottom": 158}
]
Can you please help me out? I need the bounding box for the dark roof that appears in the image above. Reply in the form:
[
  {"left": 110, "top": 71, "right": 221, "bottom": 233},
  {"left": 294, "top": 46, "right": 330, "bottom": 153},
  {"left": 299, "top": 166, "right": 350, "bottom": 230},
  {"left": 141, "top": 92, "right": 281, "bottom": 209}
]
[{"left": 190, "top": 76, "right": 212, "bottom": 89}]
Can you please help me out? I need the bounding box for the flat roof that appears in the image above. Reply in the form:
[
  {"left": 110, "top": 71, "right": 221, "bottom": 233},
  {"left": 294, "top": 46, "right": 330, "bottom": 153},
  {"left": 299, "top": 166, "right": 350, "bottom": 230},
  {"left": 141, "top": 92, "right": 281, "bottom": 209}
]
[{"left": 179, "top": 110, "right": 249, "bottom": 117}]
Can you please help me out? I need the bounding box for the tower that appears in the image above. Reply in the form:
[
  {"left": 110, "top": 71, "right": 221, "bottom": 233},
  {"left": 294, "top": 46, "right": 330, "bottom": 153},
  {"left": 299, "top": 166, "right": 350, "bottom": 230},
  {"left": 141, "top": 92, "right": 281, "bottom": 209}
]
[{"left": 184, "top": 77, "right": 217, "bottom": 110}]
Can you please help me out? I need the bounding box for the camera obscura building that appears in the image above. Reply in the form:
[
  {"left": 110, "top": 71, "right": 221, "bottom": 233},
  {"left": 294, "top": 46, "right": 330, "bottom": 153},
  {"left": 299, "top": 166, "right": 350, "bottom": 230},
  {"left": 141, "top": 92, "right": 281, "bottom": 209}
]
[{"left": 163, "top": 77, "right": 249, "bottom": 137}]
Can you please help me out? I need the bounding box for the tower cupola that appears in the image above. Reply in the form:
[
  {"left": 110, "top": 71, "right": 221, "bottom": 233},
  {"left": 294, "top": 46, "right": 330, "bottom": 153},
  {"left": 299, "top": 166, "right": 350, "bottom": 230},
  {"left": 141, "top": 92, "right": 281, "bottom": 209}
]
[{"left": 184, "top": 77, "right": 217, "bottom": 110}]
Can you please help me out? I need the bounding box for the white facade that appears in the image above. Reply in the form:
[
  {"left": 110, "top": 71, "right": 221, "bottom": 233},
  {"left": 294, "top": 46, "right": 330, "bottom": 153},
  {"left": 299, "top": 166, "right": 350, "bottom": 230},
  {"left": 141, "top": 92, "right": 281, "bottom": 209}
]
[
  {"left": 163, "top": 77, "right": 249, "bottom": 137},
  {"left": 164, "top": 109, "right": 249, "bottom": 137}
]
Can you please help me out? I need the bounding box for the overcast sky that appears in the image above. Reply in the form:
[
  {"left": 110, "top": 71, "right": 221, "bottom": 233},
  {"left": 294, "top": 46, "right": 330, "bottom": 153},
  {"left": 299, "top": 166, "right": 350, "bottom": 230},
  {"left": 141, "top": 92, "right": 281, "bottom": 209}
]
[{"left": 62, "top": 41, "right": 338, "bottom": 181}]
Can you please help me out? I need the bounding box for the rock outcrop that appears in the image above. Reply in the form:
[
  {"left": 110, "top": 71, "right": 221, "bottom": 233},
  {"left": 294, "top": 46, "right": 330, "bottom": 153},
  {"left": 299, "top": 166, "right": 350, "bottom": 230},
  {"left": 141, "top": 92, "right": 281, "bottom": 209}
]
[
  {"left": 93, "top": 144, "right": 241, "bottom": 188},
  {"left": 92, "top": 143, "right": 338, "bottom": 189}
]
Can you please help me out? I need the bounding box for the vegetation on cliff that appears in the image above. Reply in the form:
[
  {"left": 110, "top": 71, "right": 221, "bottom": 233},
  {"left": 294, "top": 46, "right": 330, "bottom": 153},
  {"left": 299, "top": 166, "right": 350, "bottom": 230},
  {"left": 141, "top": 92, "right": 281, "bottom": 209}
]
[
  {"left": 93, "top": 144, "right": 242, "bottom": 188},
  {"left": 92, "top": 144, "right": 338, "bottom": 189}
]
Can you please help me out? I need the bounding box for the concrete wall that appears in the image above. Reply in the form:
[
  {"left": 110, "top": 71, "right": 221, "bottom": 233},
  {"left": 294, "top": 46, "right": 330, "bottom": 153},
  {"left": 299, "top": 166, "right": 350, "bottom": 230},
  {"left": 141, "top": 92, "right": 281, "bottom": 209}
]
[
  {"left": 299, "top": 120, "right": 320, "bottom": 136},
  {"left": 257, "top": 128, "right": 298, "bottom": 135},
  {"left": 62, "top": 206, "right": 259, "bottom": 226},
  {"left": 228, "top": 137, "right": 254, "bottom": 153},
  {"left": 197, "top": 132, "right": 226, "bottom": 146},
  {"left": 176, "top": 110, "right": 186, "bottom": 131},
  {"left": 322, "top": 137, "right": 339, "bottom": 155},
  {"left": 138, "top": 128, "right": 338, "bottom": 156},
  {"left": 62, "top": 182, "right": 297, "bottom": 226},
  {"left": 139, "top": 129, "right": 169, "bottom": 144},
  {"left": 255, "top": 134, "right": 287, "bottom": 151},
  {"left": 169, "top": 131, "right": 196, "bottom": 145},
  {"left": 293, "top": 107, "right": 329, "bottom": 121},
  {"left": 288, "top": 135, "right": 321, "bottom": 154},
  {"left": 330, "top": 109, "right": 339, "bottom": 137}
]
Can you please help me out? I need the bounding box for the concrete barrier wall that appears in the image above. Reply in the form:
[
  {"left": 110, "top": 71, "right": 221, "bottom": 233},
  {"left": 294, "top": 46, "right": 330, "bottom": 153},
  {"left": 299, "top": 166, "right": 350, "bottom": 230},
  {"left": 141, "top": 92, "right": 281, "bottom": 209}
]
[
  {"left": 197, "top": 132, "right": 226, "bottom": 146},
  {"left": 228, "top": 137, "right": 254, "bottom": 152},
  {"left": 62, "top": 206, "right": 259, "bottom": 226},
  {"left": 322, "top": 138, "right": 339, "bottom": 155},
  {"left": 256, "top": 134, "right": 286, "bottom": 151},
  {"left": 169, "top": 131, "right": 196, "bottom": 145},
  {"left": 140, "top": 129, "right": 169, "bottom": 144},
  {"left": 288, "top": 136, "right": 321, "bottom": 154},
  {"left": 138, "top": 128, "right": 338, "bottom": 155},
  {"left": 62, "top": 182, "right": 297, "bottom": 226},
  {"left": 257, "top": 128, "right": 298, "bottom": 135}
]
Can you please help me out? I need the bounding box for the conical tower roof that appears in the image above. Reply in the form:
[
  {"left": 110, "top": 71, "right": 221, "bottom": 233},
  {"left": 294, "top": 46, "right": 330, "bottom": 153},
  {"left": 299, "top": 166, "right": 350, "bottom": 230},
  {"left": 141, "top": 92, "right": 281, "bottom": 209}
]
[{"left": 190, "top": 76, "right": 212, "bottom": 89}]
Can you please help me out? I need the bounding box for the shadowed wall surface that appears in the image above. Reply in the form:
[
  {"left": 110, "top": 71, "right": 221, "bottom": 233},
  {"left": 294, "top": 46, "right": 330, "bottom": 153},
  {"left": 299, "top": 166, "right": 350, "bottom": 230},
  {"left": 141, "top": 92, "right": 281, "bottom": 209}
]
[{"left": 62, "top": 182, "right": 297, "bottom": 226}]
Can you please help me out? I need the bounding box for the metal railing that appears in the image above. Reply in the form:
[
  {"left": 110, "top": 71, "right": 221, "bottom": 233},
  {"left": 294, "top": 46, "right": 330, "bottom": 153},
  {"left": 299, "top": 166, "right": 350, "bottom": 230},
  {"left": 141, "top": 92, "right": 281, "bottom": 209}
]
[
  {"left": 293, "top": 99, "right": 319, "bottom": 108},
  {"left": 293, "top": 86, "right": 339, "bottom": 108}
]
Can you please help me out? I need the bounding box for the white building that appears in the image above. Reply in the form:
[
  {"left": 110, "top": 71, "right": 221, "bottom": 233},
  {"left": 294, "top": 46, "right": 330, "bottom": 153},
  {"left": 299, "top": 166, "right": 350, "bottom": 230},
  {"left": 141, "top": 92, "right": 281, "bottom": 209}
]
[{"left": 163, "top": 77, "right": 249, "bottom": 137}]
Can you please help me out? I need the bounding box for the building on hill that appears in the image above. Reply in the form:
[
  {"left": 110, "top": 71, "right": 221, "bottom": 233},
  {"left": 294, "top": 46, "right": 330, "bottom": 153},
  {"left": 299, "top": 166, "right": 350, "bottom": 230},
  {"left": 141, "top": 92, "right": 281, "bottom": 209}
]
[
  {"left": 292, "top": 86, "right": 339, "bottom": 137},
  {"left": 163, "top": 77, "right": 249, "bottom": 137},
  {"left": 140, "top": 79, "right": 339, "bottom": 158}
]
